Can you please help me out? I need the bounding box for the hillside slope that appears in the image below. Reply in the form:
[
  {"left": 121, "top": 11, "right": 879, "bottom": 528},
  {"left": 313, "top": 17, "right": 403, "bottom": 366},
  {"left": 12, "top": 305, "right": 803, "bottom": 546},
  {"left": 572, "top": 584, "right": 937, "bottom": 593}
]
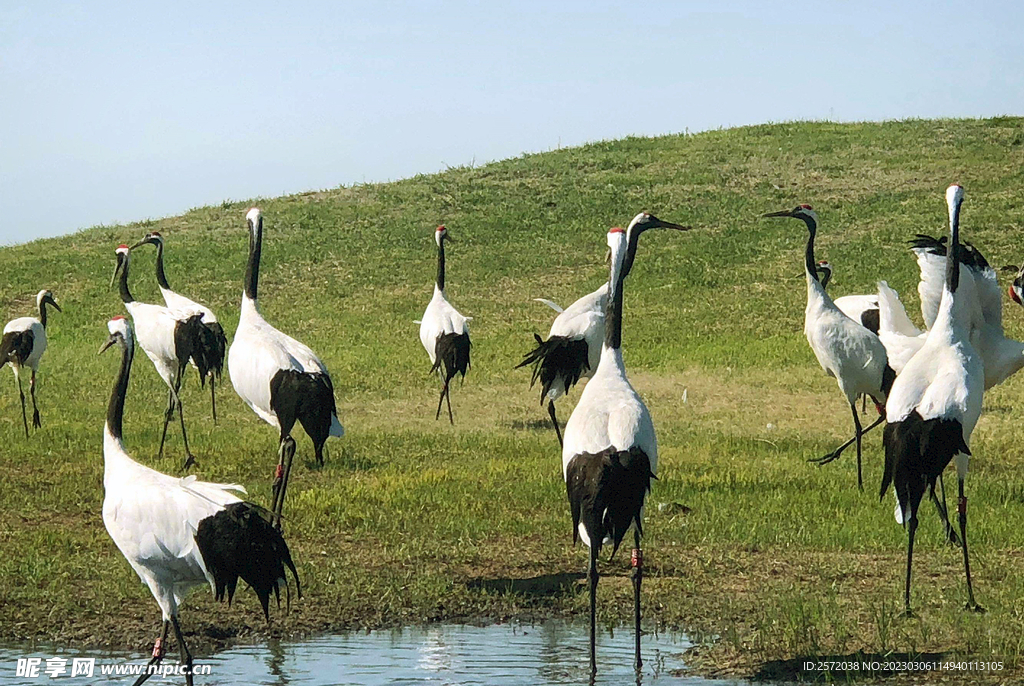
[{"left": 2, "top": 118, "right": 1024, "bottom": 680}]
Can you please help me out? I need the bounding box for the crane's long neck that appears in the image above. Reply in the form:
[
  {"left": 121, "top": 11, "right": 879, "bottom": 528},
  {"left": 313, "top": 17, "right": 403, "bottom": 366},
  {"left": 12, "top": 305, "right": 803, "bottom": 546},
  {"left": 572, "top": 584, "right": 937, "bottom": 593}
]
[
  {"left": 622, "top": 226, "right": 647, "bottom": 279},
  {"left": 154, "top": 242, "right": 171, "bottom": 290},
  {"left": 946, "top": 201, "right": 961, "bottom": 294},
  {"left": 804, "top": 219, "right": 819, "bottom": 284},
  {"left": 604, "top": 240, "right": 627, "bottom": 351},
  {"left": 933, "top": 195, "right": 966, "bottom": 339},
  {"left": 38, "top": 299, "right": 48, "bottom": 330},
  {"left": 244, "top": 219, "right": 263, "bottom": 302},
  {"left": 436, "top": 239, "right": 446, "bottom": 292},
  {"left": 106, "top": 339, "right": 133, "bottom": 442},
  {"left": 118, "top": 257, "right": 135, "bottom": 304}
]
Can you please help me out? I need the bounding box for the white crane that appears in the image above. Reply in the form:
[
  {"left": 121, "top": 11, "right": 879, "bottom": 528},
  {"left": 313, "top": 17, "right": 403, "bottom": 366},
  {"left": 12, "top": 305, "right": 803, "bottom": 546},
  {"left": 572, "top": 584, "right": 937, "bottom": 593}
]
[
  {"left": 111, "top": 244, "right": 210, "bottom": 470},
  {"left": 418, "top": 225, "right": 471, "bottom": 424},
  {"left": 228, "top": 208, "right": 344, "bottom": 528},
  {"left": 876, "top": 235, "right": 1024, "bottom": 389},
  {"left": 815, "top": 260, "right": 881, "bottom": 334},
  {"left": 880, "top": 184, "right": 984, "bottom": 615},
  {"left": 99, "top": 316, "right": 299, "bottom": 686},
  {"left": 562, "top": 226, "right": 657, "bottom": 677},
  {"left": 130, "top": 231, "right": 228, "bottom": 422},
  {"left": 1, "top": 289, "right": 61, "bottom": 437},
  {"left": 518, "top": 213, "right": 690, "bottom": 445},
  {"left": 763, "top": 205, "right": 895, "bottom": 490}
]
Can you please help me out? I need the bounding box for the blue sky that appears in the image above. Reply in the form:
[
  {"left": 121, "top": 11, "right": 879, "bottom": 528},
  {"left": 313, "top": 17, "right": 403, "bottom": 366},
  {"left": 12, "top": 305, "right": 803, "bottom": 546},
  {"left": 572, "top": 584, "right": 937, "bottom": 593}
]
[{"left": 2, "top": 1, "right": 1022, "bottom": 243}]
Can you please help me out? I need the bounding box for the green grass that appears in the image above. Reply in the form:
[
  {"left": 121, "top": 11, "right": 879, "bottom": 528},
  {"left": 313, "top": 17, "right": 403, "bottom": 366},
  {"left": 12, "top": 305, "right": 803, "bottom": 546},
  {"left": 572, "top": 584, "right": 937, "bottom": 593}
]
[{"left": 3, "top": 117, "right": 1024, "bottom": 682}]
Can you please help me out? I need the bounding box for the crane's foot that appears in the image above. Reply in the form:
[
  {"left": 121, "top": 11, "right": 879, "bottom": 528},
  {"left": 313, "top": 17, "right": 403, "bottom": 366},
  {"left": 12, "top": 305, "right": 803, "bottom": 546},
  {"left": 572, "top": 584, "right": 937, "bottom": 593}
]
[
  {"left": 32, "top": 410, "right": 41, "bottom": 429},
  {"left": 965, "top": 601, "right": 986, "bottom": 613},
  {"left": 808, "top": 451, "right": 841, "bottom": 466},
  {"left": 944, "top": 525, "right": 961, "bottom": 547},
  {"left": 180, "top": 454, "right": 198, "bottom": 472},
  {"left": 900, "top": 606, "right": 916, "bottom": 619}
]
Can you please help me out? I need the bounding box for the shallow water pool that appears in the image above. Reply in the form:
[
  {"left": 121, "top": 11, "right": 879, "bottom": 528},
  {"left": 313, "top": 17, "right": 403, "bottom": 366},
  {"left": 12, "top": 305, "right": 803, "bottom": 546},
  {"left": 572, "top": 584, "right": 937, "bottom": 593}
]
[{"left": 3, "top": 620, "right": 734, "bottom": 685}]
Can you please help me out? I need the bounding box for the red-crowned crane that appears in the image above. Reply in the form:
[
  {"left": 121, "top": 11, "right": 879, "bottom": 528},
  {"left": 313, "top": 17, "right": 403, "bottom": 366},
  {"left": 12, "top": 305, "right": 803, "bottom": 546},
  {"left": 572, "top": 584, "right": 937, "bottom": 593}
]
[
  {"left": 418, "top": 225, "right": 471, "bottom": 424},
  {"left": 562, "top": 226, "right": 657, "bottom": 677},
  {"left": 99, "top": 316, "right": 299, "bottom": 686},
  {"left": 763, "top": 205, "right": 895, "bottom": 490},
  {"left": 880, "top": 184, "right": 984, "bottom": 615},
  {"left": 130, "top": 231, "right": 228, "bottom": 422},
  {"left": 518, "top": 213, "right": 689, "bottom": 446},
  {"left": 1, "top": 290, "right": 60, "bottom": 437},
  {"left": 227, "top": 208, "right": 344, "bottom": 529},
  {"left": 112, "top": 245, "right": 211, "bottom": 470}
]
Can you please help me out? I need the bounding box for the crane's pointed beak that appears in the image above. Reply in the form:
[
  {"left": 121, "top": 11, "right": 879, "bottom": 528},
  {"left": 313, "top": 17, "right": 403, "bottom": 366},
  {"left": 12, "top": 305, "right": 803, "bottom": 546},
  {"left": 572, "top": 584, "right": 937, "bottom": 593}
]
[
  {"left": 651, "top": 219, "right": 691, "bottom": 231},
  {"left": 128, "top": 240, "right": 147, "bottom": 250},
  {"left": 762, "top": 209, "right": 795, "bottom": 218},
  {"left": 99, "top": 335, "right": 118, "bottom": 355},
  {"left": 43, "top": 294, "right": 61, "bottom": 312},
  {"left": 110, "top": 256, "right": 123, "bottom": 288}
]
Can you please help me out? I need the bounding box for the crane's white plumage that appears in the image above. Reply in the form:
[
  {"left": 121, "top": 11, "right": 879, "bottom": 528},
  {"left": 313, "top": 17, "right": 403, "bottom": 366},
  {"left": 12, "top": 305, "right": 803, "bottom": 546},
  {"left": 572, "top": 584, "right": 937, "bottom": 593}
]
[{"left": 231, "top": 297, "right": 335, "bottom": 430}]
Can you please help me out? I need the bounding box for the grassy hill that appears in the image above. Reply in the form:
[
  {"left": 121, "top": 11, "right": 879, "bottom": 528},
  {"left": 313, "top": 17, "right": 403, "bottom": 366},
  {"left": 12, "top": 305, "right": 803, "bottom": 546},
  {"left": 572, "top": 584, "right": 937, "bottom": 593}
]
[{"left": 2, "top": 117, "right": 1024, "bottom": 681}]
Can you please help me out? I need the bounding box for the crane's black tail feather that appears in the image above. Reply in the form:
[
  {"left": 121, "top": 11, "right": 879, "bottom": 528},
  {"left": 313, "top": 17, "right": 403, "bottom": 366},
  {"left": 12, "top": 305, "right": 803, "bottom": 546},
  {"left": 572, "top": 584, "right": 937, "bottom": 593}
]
[
  {"left": 195, "top": 502, "right": 302, "bottom": 621},
  {"left": 432, "top": 331, "right": 471, "bottom": 383},
  {"left": 516, "top": 334, "right": 590, "bottom": 402},
  {"left": 565, "top": 446, "right": 654, "bottom": 559},
  {"left": 0, "top": 330, "right": 33, "bottom": 366},
  {"left": 199, "top": 321, "right": 227, "bottom": 381}
]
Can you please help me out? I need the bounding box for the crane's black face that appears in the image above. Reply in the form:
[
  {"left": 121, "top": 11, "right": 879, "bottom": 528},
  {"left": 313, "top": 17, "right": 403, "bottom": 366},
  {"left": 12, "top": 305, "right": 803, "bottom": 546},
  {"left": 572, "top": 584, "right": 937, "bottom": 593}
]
[
  {"left": 99, "top": 332, "right": 123, "bottom": 355},
  {"left": 129, "top": 232, "right": 163, "bottom": 251},
  {"left": 763, "top": 204, "right": 817, "bottom": 230},
  {"left": 110, "top": 251, "right": 128, "bottom": 287},
  {"left": 633, "top": 213, "right": 691, "bottom": 235},
  {"left": 41, "top": 292, "right": 61, "bottom": 312}
]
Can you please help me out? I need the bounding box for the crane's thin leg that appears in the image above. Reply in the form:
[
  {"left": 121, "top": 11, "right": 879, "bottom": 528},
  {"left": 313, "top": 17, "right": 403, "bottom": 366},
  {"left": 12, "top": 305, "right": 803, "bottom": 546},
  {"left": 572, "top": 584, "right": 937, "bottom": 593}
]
[
  {"left": 210, "top": 375, "right": 218, "bottom": 425},
  {"left": 130, "top": 620, "right": 169, "bottom": 686},
  {"left": 851, "top": 403, "right": 863, "bottom": 491},
  {"left": 272, "top": 436, "right": 296, "bottom": 530},
  {"left": 588, "top": 542, "right": 599, "bottom": 679},
  {"left": 175, "top": 374, "right": 197, "bottom": 471},
  {"left": 271, "top": 438, "right": 286, "bottom": 525},
  {"left": 931, "top": 474, "right": 960, "bottom": 545},
  {"left": 861, "top": 395, "right": 866, "bottom": 413},
  {"left": 444, "top": 382, "right": 454, "bottom": 425},
  {"left": 904, "top": 511, "right": 918, "bottom": 617},
  {"left": 548, "top": 401, "right": 563, "bottom": 448},
  {"left": 809, "top": 414, "right": 884, "bottom": 467},
  {"left": 14, "top": 370, "right": 28, "bottom": 438},
  {"left": 30, "top": 370, "right": 41, "bottom": 429},
  {"left": 435, "top": 382, "right": 448, "bottom": 421},
  {"left": 158, "top": 388, "right": 175, "bottom": 459},
  {"left": 631, "top": 528, "right": 643, "bottom": 674},
  {"left": 170, "top": 615, "right": 194, "bottom": 686},
  {"left": 958, "top": 479, "right": 984, "bottom": 612}
]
